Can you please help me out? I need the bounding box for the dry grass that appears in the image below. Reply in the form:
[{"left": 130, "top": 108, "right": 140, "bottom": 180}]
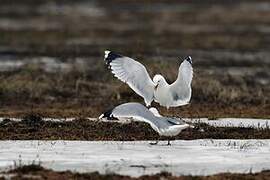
[
  {"left": 0, "top": 0, "right": 269, "bottom": 118},
  {"left": 0, "top": 60, "right": 268, "bottom": 118}
]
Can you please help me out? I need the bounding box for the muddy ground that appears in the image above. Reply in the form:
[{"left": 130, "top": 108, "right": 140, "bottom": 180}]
[
  {"left": 0, "top": 116, "right": 269, "bottom": 140},
  {"left": 0, "top": 0, "right": 269, "bottom": 118},
  {"left": 1, "top": 165, "right": 269, "bottom": 180}
]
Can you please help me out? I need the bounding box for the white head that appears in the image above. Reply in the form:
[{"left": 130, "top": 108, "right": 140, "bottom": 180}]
[
  {"left": 153, "top": 74, "right": 166, "bottom": 86},
  {"left": 149, "top": 107, "right": 162, "bottom": 117}
]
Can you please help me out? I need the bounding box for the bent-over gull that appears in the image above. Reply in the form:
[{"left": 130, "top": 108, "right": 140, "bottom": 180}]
[
  {"left": 99, "top": 102, "right": 191, "bottom": 145},
  {"left": 104, "top": 51, "right": 193, "bottom": 108}
]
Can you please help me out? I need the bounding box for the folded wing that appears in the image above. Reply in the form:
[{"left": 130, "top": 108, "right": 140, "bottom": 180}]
[{"left": 104, "top": 51, "right": 155, "bottom": 106}]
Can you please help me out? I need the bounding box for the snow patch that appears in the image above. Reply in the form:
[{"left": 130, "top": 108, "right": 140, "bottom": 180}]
[
  {"left": 0, "top": 140, "right": 269, "bottom": 177},
  {"left": 187, "top": 118, "right": 270, "bottom": 129}
]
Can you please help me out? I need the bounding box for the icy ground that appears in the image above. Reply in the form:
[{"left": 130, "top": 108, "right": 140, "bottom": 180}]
[
  {"left": 187, "top": 118, "right": 270, "bottom": 129},
  {"left": 0, "top": 140, "right": 269, "bottom": 177}
]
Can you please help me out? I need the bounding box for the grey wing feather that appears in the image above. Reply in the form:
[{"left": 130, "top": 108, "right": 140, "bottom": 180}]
[
  {"left": 163, "top": 117, "right": 186, "bottom": 125},
  {"left": 105, "top": 51, "right": 155, "bottom": 106},
  {"left": 111, "top": 103, "right": 171, "bottom": 130},
  {"left": 169, "top": 60, "right": 193, "bottom": 106}
]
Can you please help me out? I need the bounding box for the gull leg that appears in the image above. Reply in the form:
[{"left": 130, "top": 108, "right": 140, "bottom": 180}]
[
  {"left": 167, "top": 139, "right": 171, "bottom": 146},
  {"left": 166, "top": 106, "right": 170, "bottom": 116},
  {"left": 149, "top": 140, "right": 159, "bottom": 145}
]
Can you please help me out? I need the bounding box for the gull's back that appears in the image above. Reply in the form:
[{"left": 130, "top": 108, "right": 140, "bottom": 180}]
[{"left": 110, "top": 103, "right": 186, "bottom": 135}]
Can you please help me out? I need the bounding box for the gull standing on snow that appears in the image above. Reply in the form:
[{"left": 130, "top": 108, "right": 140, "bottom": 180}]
[
  {"left": 104, "top": 51, "right": 193, "bottom": 109},
  {"left": 99, "top": 102, "right": 191, "bottom": 145}
]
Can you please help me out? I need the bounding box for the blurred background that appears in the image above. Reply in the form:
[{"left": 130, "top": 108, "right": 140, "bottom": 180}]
[{"left": 0, "top": 0, "right": 269, "bottom": 118}]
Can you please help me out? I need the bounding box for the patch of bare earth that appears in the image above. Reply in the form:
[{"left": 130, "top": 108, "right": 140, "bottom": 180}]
[
  {"left": 0, "top": 115, "right": 269, "bottom": 140},
  {"left": 1, "top": 165, "right": 270, "bottom": 180}
]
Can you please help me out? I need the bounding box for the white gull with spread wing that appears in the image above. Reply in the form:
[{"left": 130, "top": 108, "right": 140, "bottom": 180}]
[
  {"left": 104, "top": 51, "right": 193, "bottom": 108},
  {"left": 99, "top": 102, "right": 191, "bottom": 145}
]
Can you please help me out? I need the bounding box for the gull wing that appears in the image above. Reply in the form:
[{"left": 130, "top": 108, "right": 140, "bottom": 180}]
[
  {"left": 99, "top": 102, "right": 190, "bottom": 136},
  {"left": 104, "top": 51, "right": 155, "bottom": 106},
  {"left": 169, "top": 56, "right": 193, "bottom": 106},
  {"left": 164, "top": 117, "right": 187, "bottom": 125},
  {"left": 109, "top": 103, "right": 172, "bottom": 133}
]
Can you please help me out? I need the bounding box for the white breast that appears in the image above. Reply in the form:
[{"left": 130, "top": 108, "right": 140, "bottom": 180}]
[{"left": 154, "top": 85, "right": 173, "bottom": 108}]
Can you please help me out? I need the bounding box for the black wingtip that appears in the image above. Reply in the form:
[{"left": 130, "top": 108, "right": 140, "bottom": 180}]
[
  {"left": 167, "top": 120, "right": 178, "bottom": 125},
  {"left": 104, "top": 51, "right": 123, "bottom": 66},
  {"left": 99, "top": 109, "right": 118, "bottom": 120},
  {"left": 184, "top": 56, "right": 192, "bottom": 64}
]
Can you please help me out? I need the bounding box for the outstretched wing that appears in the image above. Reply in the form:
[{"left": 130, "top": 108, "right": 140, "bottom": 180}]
[
  {"left": 99, "top": 102, "right": 190, "bottom": 136},
  {"left": 105, "top": 102, "right": 171, "bottom": 134},
  {"left": 104, "top": 51, "right": 155, "bottom": 106},
  {"left": 169, "top": 56, "right": 193, "bottom": 106}
]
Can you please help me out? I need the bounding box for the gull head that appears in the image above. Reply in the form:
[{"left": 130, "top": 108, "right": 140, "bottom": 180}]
[
  {"left": 153, "top": 74, "right": 166, "bottom": 89},
  {"left": 149, "top": 107, "right": 162, "bottom": 117},
  {"left": 184, "top": 56, "right": 192, "bottom": 64}
]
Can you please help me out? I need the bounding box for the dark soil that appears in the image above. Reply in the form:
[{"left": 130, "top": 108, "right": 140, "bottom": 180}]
[
  {"left": 0, "top": 116, "right": 269, "bottom": 140},
  {"left": 2, "top": 164, "right": 270, "bottom": 180}
]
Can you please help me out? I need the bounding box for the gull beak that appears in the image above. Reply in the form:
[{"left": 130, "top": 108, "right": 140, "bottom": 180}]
[{"left": 154, "top": 84, "right": 158, "bottom": 90}]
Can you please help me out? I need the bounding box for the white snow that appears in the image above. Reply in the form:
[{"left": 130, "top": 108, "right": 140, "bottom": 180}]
[
  {"left": 0, "top": 140, "right": 269, "bottom": 177},
  {"left": 187, "top": 118, "right": 270, "bottom": 129}
]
